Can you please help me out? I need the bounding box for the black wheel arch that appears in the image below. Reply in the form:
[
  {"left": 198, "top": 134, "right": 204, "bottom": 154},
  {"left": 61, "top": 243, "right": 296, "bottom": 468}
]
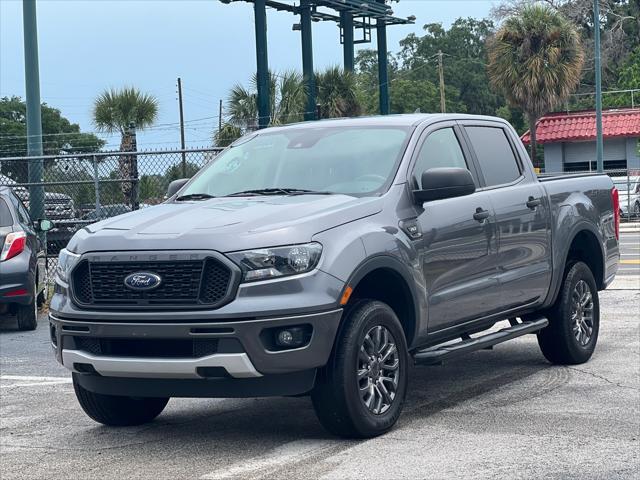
[{"left": 343, "top": 255, "right": 421, "bottom": 348}]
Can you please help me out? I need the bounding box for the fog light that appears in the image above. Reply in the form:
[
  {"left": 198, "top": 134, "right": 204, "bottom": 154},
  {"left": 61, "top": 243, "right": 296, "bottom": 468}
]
[
  {"left": 277, "top": 330, "right": 294, "bottom": 345},
  {"left": 275, "top": 327, "right": 307, "bottom": 348}
]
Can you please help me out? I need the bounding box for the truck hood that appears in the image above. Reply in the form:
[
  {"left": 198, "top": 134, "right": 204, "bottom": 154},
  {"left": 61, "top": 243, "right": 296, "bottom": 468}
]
[{"left": 68, "top": 194, "right": 382, "bottom": 253}]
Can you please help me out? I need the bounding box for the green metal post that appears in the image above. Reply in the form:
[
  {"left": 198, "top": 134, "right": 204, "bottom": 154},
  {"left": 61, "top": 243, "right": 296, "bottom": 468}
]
[
  {"left": 254, "top": 0, "right": 270, "bottom": 129},
  {"left": 594, "top": 0, "right": 604, "bottom": 173},
  {"left": 22, "top": 0, "right": 44, "bottom": 221},
  {"left": 341, "top": 11, "right": 354, "bottom": 72},
  {"left": 300, "top": 0, "right": 316, "bottom": 121},
  {"left": 376, "top": 14, "right": 389, "bottom": 115}
]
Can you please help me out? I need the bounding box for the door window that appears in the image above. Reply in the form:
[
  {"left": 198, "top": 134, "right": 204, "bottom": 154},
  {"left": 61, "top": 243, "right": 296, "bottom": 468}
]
[
  {"left": 0, "top": 198, "right": 12, "bottom": 226},
  {"left": 465, "top": 126, "right": 521, "bottom": 186},
  {"left": 8, "top": 192, "right": 31, "bottom": 225},
  {"left": 413, "top": 128, "right": 468, "bottom": 189}
]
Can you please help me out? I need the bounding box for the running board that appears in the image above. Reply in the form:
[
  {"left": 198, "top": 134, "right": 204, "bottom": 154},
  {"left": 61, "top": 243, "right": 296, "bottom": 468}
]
[{"left": 413, "top": 316, "right": 548, "bottom": 365}]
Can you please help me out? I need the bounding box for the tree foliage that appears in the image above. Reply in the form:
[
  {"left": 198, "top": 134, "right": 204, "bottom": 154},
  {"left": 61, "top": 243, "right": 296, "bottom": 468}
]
[
  {"left": 0, "top": 96, "right": 104, "bottom": 159},
  {"left": 487, "top": 4, "right": 585, "bottom": 163}
]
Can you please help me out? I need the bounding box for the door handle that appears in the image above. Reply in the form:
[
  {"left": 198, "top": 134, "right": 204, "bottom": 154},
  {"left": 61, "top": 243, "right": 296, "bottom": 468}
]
[
  {"left": 473, "top": 208, "right": 490, "bottom": 222},
  {"left": 526, "top": 196, "right": 542, "bottom": 209}
]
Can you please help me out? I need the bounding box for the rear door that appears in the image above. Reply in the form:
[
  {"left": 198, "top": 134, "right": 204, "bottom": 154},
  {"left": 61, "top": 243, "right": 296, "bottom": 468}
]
[
  {"left": 410, "top": 123, "right": 500, "bottom": 331},
  {"left": 460, "top": 121, "right": 552, "bottom": 309}
]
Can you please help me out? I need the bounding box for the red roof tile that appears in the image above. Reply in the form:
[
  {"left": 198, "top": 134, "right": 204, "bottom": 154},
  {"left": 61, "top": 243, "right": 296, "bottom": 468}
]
[{"left": 521, "top": 108, "right": 640, "bottom": 144}]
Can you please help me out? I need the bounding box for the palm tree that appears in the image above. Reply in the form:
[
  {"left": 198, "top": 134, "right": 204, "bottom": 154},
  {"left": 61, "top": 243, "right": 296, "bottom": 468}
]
[
  {"left": 315, "top": 66, "right": 361, "bottom": 119},
  {"left": 487, "top": 5, "right": 584, "bottom": 166},
  {"left": 226, "top": 70, "right": 305, "bottom": 132},
  {"left": 217, "top": 67, "right": 363, "bottom": 146},
  {"left": 93, "top": 87, "right": 158, "bottom": 207}
]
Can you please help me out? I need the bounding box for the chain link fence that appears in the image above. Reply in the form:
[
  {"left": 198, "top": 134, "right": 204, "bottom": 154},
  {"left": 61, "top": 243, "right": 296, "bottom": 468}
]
[
  {"left": 0, "top": 147, "right": 222, "bottom": 282},
  {"left": 0, "top": 148, "right": 638, "bottom": 285}
]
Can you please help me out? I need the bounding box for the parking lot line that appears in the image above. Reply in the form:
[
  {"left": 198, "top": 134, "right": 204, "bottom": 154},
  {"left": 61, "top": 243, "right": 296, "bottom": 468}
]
[
  {"left": 620, "top": 259, "right": 640, "bottom": 265},
  {"left": 0, "top": 375, "right": 72, "bottom": 388}
]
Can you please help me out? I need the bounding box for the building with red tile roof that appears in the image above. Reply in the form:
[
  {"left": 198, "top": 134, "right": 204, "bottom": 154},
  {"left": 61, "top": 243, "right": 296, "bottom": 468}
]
[{"left": 521, "top": 108, "right": 640, "bottom": 172}]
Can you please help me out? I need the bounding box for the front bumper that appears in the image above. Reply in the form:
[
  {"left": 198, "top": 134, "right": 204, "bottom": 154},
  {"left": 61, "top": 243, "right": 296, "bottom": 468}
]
[{"left": 50, "top": 308, "right": 342, "bottom": 382}]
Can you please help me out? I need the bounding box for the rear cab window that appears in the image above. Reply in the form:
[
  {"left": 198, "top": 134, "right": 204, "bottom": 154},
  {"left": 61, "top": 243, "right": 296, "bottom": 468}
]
[{"left": 464, "top": 126, "right": 522, "bottom": 187}]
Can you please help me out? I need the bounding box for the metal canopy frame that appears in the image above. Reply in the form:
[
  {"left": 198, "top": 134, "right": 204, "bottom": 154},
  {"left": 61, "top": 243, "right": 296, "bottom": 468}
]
[{"left": 219, "top": 0, "right": 414, "bottom": 126}]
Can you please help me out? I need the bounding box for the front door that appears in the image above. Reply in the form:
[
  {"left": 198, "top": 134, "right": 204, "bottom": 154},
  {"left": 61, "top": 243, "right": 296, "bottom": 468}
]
[{"left": 411, "top": 125, "right": 499, "bottom": 332}]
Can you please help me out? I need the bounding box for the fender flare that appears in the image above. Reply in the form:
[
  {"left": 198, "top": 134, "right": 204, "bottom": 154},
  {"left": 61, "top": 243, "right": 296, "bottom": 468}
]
[
  {"left": 545, "top": 220, "right": 606, "bottom": 307},
  {"left": 345, "top": 254, "right": 421, "bottom": 346}
]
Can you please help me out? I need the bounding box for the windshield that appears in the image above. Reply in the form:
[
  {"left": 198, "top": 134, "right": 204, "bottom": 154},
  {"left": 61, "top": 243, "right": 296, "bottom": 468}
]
[{"left": 180, "top": 126, "right": 410, "bottom": 198}]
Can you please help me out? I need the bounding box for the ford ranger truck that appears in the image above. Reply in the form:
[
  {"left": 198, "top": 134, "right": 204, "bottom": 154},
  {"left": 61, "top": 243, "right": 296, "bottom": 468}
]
[{"left": 50, "top": 115, "right": 620, "bottom": 438}]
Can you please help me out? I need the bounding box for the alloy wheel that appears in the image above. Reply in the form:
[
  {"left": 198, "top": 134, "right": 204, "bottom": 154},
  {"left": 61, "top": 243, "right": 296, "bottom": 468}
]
[
  {"left": 571, "top": 280, "right": 594, "bottom": 346},
  {"left": 357, "top": 325, "right": 400, "bottom": 415}
]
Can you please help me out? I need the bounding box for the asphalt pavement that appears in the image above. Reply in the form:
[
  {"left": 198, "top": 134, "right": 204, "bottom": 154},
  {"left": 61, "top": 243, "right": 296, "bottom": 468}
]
[{"left": 1, "top": 234, "right": 639, "bottom": 480}]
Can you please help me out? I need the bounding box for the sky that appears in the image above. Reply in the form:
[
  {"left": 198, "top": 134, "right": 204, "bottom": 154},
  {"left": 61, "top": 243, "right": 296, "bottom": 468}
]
[{"left": 0, "top": 0, "right": 497, "bottom": 151}]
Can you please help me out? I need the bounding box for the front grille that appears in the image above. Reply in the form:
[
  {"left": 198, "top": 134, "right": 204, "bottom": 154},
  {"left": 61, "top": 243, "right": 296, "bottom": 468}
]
[
  {"left": 72, "top": 257, "right": 235, "bottom": 308},
  {"left": 73, "top": 337, "right": 221, "bottom": 358}
]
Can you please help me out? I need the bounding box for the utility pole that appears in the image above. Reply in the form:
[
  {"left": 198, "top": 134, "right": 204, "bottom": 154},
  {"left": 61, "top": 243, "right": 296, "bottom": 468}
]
[
  {"left": 177, "top": 78, "right": 187, "bottom": 177},
  {"left": 593, "top": 0, "right": 604, "bottom": 173},
  {"left": 438, "top": 50, "right": 446, "bottom": 113},
  {"left": 300, "top": 0, "right": 316, "bottom": 121},
  {"left": 22, "top": 0, "right": 44, "bottom": 223},
  {"left": 218, "top": 99, "right": 223, "bottom": 132},
  {"left": 254, "top": 0, "right": 270, "bottom": 128}
]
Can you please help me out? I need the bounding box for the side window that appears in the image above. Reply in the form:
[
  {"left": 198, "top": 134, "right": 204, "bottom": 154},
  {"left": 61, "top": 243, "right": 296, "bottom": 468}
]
[
  {"left": 8, "top": 193, "right": 30, "bottom": 225},
  {"left": 413, "top": 128, "right": 468, "bottom": 189},
  {"left": 0, "top": 197, "right": 13, "bottom": 227},
  {"left": 465, "top": 126, "right": 521, "bottom": 187}
]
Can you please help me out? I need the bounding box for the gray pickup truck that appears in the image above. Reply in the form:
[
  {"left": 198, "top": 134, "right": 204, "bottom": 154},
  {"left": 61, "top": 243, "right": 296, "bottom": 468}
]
[{"left": 50, "top": 114, "right": 620, "bottom": 438}]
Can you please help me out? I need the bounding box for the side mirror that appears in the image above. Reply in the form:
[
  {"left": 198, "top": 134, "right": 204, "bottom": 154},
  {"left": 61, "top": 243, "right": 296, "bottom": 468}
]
[
  {"left": 166, "top": 178, "right": 190, "bottom": 198},
  {"left": 36, "top": 219, "right": 53, "bottom": 232},
  {"left": 413, "top": 167, "right": 475, "bottom": 203}
]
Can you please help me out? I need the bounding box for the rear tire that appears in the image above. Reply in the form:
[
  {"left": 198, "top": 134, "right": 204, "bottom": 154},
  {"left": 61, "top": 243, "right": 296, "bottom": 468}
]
[
  {"left": 73, "top": 375, "right": 169, "bottom": 426},
  {"left": 16, "top": 277, "right": 38, "bottom": 331},
  {"left": 537, "top": 261, "right": 599, "bottom": 365},
  {"left": 311, "top": 300, "right": 409, "bottom": 438}
]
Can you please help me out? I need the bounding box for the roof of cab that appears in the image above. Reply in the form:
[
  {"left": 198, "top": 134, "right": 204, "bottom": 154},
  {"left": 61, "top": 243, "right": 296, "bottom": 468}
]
[{"left": 259, "top": 113, "right": 507, "bottom": 132}]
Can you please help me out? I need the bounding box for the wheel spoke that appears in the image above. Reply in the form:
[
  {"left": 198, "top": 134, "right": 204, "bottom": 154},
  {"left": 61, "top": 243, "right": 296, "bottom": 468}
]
[
  {"left": 380, "top": 343, "right": 397, "bottom": 363},
  {"left": 381, "top": 359, "right": 399, "bottom": 371},
  {"left": 377, "top": 380, "right": 392, "bottom": 405}
]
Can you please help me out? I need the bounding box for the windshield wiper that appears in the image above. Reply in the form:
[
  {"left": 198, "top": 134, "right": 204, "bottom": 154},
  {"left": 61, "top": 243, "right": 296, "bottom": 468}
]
[
  {"left": 225, "top": 188, "right": 333, "bottom": 197},
  {"left": 174, "top": 193, "right": 216, "bottom": 201}
]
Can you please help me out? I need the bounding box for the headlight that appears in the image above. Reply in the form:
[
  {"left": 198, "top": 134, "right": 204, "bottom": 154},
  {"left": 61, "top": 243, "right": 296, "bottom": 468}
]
[
  {"left": 228, "top": 242, "right": 322, "bottom": 282},
  {"left": 56, "top": 248, "right": 81, "bottom": 283}
]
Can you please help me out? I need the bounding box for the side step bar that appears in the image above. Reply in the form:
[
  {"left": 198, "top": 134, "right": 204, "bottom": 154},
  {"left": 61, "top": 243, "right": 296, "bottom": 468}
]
[{"left": 413, "top": 316, "right": 548, "bottom": 365}]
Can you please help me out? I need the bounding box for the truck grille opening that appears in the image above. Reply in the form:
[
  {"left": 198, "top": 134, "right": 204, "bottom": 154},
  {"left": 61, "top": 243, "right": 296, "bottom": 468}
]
[
  {"left": 71, "top": 258, "right": 235, "bottom": 308},
  {"left": 72, "top": 337, "right": 244, "bottom": 359}
]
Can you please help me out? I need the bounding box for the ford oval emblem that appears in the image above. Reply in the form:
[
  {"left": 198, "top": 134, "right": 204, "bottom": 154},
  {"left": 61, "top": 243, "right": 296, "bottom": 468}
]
[{"left": 123, "top": 272, "right": 162, "bottom": 291}]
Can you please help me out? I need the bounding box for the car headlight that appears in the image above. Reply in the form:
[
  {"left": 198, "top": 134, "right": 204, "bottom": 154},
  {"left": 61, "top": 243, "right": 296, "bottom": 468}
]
[
  {"left": 56, "top": 248, "right": 81, "bottom": 283},
  {"left": 228, "top": 242, "right": 322, "bottom": 282}
]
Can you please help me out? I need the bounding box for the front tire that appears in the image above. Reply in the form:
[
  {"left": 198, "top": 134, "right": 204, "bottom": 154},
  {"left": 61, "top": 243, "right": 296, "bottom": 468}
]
[
  {"left": 73, "top": 375, "right": 169, "bottom": 426},
  {"left": 311, "top": 300, "right": 409, "bottom": 438},
  {"left": 537, "top": 261, "right": 599, "bottom": 365}
]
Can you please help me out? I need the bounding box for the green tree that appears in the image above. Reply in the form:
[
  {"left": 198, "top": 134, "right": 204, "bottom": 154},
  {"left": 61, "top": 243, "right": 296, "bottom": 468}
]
[
  {"left": 0, "top": 96, "right": 104, "bottom": 161},
  {"left": 213, "top": 123, "right": 243, "bottom": 147},
  {"left": 226, "top": 70, "right": 306, "bottom": 132},
  {"left": 399, "top": 18, "right": 502, "bottom": 115},
  {"left": 315, "top": 66, "right": 362, "bottom": 119},
  {"left": 93, "top": 87, "right": 159, "bottom": 208},
  {"left": 488, "top": 5, "right": 585, "bottom": 165}
]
